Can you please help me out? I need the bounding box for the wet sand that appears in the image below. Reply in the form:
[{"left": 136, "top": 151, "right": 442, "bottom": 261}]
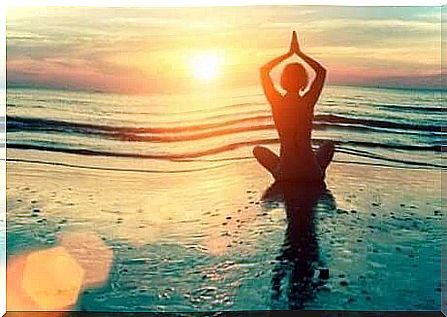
[{"left": 6, "top": 148, "right": 444, "bottom": 311}]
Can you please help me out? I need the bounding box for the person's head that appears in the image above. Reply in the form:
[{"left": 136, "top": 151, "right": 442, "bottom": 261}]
[{"left": 280, "top": 63, "right": 308, "bottom": 93}]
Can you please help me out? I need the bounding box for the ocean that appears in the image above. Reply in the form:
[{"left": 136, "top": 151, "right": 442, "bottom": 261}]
[
  {"left": 5, "top": 85, "right": 445, "bottom": 311},
  {"left": 6, "top": 85, "right": 444, "bottom": 171}
]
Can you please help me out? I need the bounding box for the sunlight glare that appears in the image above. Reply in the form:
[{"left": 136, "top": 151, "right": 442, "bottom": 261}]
[{"left": 190, "top": 52, "right": 223, "bottom": 81}]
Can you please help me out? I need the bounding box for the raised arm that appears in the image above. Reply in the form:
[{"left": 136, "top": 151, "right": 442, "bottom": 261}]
[
  {"left": 260, "top": 51, "right": 293, "bottom": 106},
  {"left": 297, "top": 49, "right": 327, "bottom": 106}
]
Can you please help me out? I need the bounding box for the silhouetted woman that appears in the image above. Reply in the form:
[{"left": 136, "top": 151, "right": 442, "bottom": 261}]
[{"left": 254, "top": 31, "right": 334, "bottom": 183}]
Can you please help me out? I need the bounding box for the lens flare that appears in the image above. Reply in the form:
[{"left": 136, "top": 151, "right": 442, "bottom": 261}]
[
  {"left": 59, "top": 232, "right": 113, "bottom": 288},
  {"left": 22, "top": 247, "right": 84, "bottom": 310}
]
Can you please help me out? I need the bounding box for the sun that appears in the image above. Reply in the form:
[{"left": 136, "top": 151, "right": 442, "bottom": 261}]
[{"left": 190, "top": 52, "right": 223, "bottom": 81}]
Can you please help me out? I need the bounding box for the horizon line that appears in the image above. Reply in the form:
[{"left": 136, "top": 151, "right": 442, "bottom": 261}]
[{"left": 6, "top": 82, "right": 446, "bottom": 94}]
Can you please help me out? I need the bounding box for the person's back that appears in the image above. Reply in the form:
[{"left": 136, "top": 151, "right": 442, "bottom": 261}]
[
  {"left": 273, "top": 92, "right": 312, "bottom": 149},
  {"left": 274, "top": 94, "right": 322, "bottom": 182},
  {"left": 253, "top": 31, "right": 334, "bottom": 183}
]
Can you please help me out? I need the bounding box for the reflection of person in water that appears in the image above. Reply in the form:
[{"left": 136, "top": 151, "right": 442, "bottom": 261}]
[
  {"left": 262, "top": 182, "right": 336, "bottom": 309},
  {"left": 254, "top": 31, "right": 334, "bottom": 183}
]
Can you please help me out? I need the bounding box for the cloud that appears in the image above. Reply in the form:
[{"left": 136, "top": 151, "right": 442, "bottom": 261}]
[{"left": 6, "top": 6, "right": 442, "bottom": 92}]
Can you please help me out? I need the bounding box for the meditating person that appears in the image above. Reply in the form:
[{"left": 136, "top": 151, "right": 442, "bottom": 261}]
[{"left": 254, "top": 31, "right": 334, "bottom": 183}]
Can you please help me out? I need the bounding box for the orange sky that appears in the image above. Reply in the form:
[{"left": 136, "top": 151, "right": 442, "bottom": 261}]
[{"left": 6, "top": 6, "right": 443, "bottom": 93}]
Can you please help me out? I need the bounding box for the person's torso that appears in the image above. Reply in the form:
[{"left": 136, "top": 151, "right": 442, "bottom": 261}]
[
  {"left": 272, "top": 93, "right": 314, "bottom": 153},
  {"left": 271, "top": 93, "right": 322, "bottom": 182}
]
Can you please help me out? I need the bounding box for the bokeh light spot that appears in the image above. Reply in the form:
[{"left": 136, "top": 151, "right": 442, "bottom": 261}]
[
  {"left": 59, "top": 231, "right": 113, "bottom": 288},
  {"left": 22, "top": 247, "right": 84, "bottom": 310}
]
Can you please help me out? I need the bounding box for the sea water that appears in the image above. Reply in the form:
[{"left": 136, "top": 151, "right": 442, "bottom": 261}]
[{"left": 5, "top": 85, "right": 445, "bottom": 311}]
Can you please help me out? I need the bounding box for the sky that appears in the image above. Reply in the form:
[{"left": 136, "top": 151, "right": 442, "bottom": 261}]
[{"left": 6, "top": 6, "right": 443, "bottom": 93}]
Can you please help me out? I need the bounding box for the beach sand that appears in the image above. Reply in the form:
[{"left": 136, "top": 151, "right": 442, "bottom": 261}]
[{"left": 6, "top": 148, "right": 444, "bottom": 311}]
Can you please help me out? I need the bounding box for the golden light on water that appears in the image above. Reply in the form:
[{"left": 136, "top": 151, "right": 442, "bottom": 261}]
[{"left": 190, "top": 52, "right": 223, "bottom": 81}]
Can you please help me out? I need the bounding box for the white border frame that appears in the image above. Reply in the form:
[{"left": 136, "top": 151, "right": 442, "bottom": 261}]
[
  {"left": 2, "top": 1, "right": 444, "bottom": 316},
  {"left": 4, "top": 0, "right": 447, "bottom": 7}
]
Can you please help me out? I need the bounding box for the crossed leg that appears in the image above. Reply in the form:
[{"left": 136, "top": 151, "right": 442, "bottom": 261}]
[
  {"left": 253, "top": 142, "right": 335, "bottom": 179},
  {"left": 253, "top": 146, "right": 279, "bottom": 177}
]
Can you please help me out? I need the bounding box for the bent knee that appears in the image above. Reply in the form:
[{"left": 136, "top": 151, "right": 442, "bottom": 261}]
[
  {"left": 323, "top": 141, "right": 335, "bottom": 151},
  {"left": 252, "top": 145, "right": 264, "bottom": 157},
  {"left": 321, "top": 141, "right": 335, "bottom": 156}
]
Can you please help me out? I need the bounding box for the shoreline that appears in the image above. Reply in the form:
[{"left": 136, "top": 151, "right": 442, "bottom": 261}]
[
  {"left": 6, "top": 149, "right": 443, "bottom": 311},
  {"left": 6, "top": 147, "right": 444, "bottom": 175}
]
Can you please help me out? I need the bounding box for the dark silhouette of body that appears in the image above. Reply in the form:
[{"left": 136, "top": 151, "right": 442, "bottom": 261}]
[
  {"left": 254, "top": 31, "right": 334, "bottom": 183},
  {"left": 262, "top": 181, "right": 336, "bottom": 309}
]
